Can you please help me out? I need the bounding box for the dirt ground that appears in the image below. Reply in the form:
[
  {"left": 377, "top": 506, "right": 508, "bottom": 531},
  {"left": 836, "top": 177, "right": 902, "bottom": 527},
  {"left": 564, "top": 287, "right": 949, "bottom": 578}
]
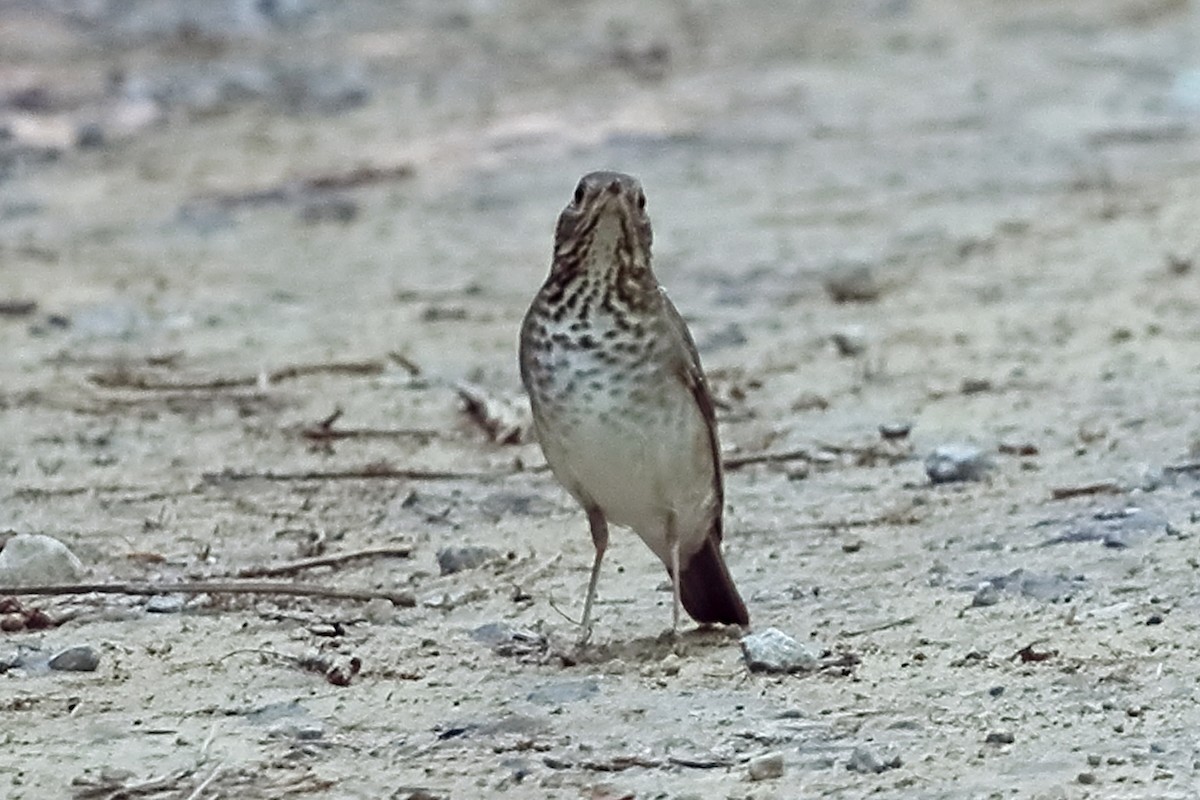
[{"left": 2, "top": 1, "right": 1200, "bottom": 797}]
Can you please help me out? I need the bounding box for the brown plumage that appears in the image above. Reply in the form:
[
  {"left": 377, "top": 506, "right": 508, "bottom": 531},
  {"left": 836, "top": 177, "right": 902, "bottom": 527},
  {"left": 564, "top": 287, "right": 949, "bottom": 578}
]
[{"left": 519, "top": 171, "right": 749, "bottom": 645}]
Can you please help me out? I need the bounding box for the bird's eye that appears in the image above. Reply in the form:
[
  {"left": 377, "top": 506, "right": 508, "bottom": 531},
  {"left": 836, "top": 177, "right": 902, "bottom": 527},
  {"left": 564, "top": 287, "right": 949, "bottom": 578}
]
[
  {"left": 573, "top": 183, "right": 586, "bottom": 205},
  {"left": 636, "top": 192, "right": 646, "bottom": 210}
]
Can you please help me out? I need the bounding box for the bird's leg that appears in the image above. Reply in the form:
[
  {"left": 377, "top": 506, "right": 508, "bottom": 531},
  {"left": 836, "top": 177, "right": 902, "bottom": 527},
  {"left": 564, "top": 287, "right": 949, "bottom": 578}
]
[
  {"left": 667, "top": 512, "right": 682, "bottom": 647},
  {"left": 578, "top": 508, "right": 609, "bottom": 648}
]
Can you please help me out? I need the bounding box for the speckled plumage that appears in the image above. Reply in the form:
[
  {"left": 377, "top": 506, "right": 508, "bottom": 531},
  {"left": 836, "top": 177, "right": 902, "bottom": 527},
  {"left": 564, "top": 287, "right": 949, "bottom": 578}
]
[{"left": 519, "top": 171, "right": 749, "bottom": 644}]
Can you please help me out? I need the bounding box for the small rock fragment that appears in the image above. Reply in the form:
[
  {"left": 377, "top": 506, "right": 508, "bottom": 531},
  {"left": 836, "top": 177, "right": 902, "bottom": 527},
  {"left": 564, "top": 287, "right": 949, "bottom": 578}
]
[
  {"left": 526, "top": 679, "right": 599, "bottom": 706},
  {"left": 846, "top": 745, "right": 901, "bottom": 774},
  {"left": 985, "top": 731, "right": 1015, "bottom": 745},
  {"left": 0, "top": 534, "right": 84, "bottom": 585},
  {"left": 48, "top": 645, "right": 100, "bottom": 672},
  {"left": 824, "top": 262, "right": 881, "bottom": 303},
  {"left": 1077, "top": 772, "right": 1098, "bottom": 785},
  {"left": 830, "top": 325, "right": 868, "bottom": 357},
  {"left": 436, "top": 545, "right": 500, "bottom": 575},
  {"left": 145, "top": 594, "right": 184, "bottom": 613},
  {"left": 879, "top": 421, "right": 911, "bottom": 441},
  {"left": 971, "top": 583, "right": 1001, "bottom": 607},
  {"left": 925, "top": 444, "right": 993, "bottom": 484},
  {"left": 747, "top": 751, "right": 785, "bottom": 781},
  {"left": 741, "top": 628, "right": 818, "bottom": 674},
  {"left": 269, "top": 720, "right": 325, "bottom": 740}
]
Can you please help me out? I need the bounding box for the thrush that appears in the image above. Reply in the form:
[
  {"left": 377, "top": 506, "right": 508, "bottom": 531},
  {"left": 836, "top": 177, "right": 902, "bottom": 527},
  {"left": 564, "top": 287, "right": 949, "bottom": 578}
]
[{"left": 518, "top": 171, "right": 750, "bottom": 645}]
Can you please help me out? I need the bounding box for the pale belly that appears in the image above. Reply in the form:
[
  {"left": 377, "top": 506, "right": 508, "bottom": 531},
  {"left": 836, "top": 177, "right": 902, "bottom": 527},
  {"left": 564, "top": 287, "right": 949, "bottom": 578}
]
[{"left": 533, "top": 374, "right": 717, "bottom": 565}]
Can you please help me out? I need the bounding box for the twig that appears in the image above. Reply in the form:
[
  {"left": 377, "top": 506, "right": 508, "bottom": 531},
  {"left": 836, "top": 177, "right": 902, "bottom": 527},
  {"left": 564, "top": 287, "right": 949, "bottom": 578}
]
[
  {"left": 581, "top": 755, "right": 661, "bottom": 772},
  {"left": 190, "top": 163, "right": 415, "bottom": 212},
  {"left": 298, "top": 407, "right": 437, "bottom": 445},
  {"left": 89, "top": 359, "right": 385, "bottom": 391},
  {"left": 842, "top": 615, "right": 917, "bottom": 638},
  {"left": 185, "top": 762, "right": 224, "bottom": 800},
  {"left": 1049, "top": 481, "right": 1123, "bottom": 500},
  {"left": 203, "top": 465, "right": 500, "bottom": 483},
  {"left": 0, "top": 580, "right": 415, "bottom": 606},
  {"left": 1164, "top": 461, "right": 1200, "bottom": 475},
  {"left": 0, "top": 299, "right": 37, "bottom": 317},
  {"left": 668, "top": 755, "right": 735, "bottom": 769},
  {"left": 724, "top": 448, "right": 812, "bottom": 469},
  {"left": 236, "top": 545, "right": 414, "bottom": 578}
]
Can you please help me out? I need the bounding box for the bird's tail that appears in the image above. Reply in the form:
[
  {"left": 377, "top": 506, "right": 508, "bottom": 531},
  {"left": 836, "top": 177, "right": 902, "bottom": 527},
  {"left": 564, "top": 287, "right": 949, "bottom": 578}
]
[{"left": 677, "top": 534, "right": 750, "bottom": 626}]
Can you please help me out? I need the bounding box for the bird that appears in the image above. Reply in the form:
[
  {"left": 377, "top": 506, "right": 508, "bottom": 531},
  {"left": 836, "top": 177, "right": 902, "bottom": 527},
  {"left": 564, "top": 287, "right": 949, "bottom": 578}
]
[{"left": 518, "top": 170, "right": 750, "bottom": 646}]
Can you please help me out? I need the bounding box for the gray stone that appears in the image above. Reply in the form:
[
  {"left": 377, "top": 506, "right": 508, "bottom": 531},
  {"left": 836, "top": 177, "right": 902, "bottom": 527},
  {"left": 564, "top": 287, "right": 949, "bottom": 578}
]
[
  {"left": 145, "top": 594, "right": 185, "bottom": 613},
  {"left": 824, "top": 262, "right": 881, "bottom": 303},
  {"left": 925, "top": 444, "right": 993, "bottom": 484},
  {"left": 48, "top": 645, "right": 100, "bottom": 672},
  {"left": 747, "top": 751, "right": 785, "bottom": 781},
  {"left": 436, "top": 545, "right": 500, "bottom": 575},
  {"left": 1042, "top": 505, "right": 1170, "bottom": 549},
  {"left": 526, "top": 679, "right": 599, "bottom": 706},
  {"left": 0, "top": 534, "right": 84, "bottom": 586},
  {"left": 971, "top": 583, "right": 1001, "bottom": 607},
  {"left": 741, "top": 628, "right": 818, "bottom": 674},
  {"left": 830, "top": 325, "right": 868, "bottom": 356},
  {"left": 268, "top": 720, "right": 325, "bottom": 740},
  {"left": 846, "top": 745, "right": 901, "bottom": 774}
]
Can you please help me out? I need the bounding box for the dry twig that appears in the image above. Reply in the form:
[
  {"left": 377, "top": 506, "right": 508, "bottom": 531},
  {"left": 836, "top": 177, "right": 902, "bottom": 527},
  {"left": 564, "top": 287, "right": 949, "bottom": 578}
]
[
  {"left": 1049, "top": 482, "right": 1123, "bottom": 500},
  {"left": 236, "top": 545, "right": 414, "bottom": 578},
  {"left": 0, "top": 580, "right": 415, "bottom": 607},
  {"left": 299, "top": 407, "right": 437, "bottom": 447},
  {"left": 89, "top": 360, "right": 385, "bottom": 391},
  {"left": 203, "top": 464, "right": 500, "bottom": 483}
]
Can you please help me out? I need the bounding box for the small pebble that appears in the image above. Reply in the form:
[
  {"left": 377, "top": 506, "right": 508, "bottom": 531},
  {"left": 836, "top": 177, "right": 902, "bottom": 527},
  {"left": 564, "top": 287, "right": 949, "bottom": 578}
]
[
  {"left": 363, "top": 597, "right": 395, "bottom": 624},
  {"left": 846, "top": 745, "right": 900, "bottom": 774},
  {"left": 740, "top": 628, "right": 818, "bottom": 674},
  {"left": 988, "top": 686, "right": 1005, "bottom": 698},
  {"left": 1077, "top": 772, "right": 1098, "bottom": 785},
  {"left": 1146, "top": 613, "right": 1163, "bottom": 625},
  {"left": 747, "top": 751, "right": 785, "bottom": 781},
  {"left": 48, "top": 645, "right": 100, "bottom": 672},
  {"left": 145, "top": 594, "right": 184, "bottom": 613},
  {"left": 879, "top": 421, "right": 912, "bottom": 440},
  {"left": 925, "top": 444, "right": 993, "bottom": 484},
  {"left": 1087, "top": 754, "right": 1102, "bottom": 766},
  {"left": 972, "top": 583, "right": 1001, "bottom": 607},
  {"left": 985, "top": 731, "right": 1015, "bottom": 745},
  {"left": 526, "top": 679, "right": 599, "bottom": 706},
  {"left": 830, "top": 325, "right": 868, "bottom": 357},
  {"left": 268, "top": 720, "right": 325, "bottom": 740},
  {"left": 436, "top": 545, "right": 500, "bottom": 575},
  {"left": 824, "top": 262, "right": 881, "bottom": 303}
]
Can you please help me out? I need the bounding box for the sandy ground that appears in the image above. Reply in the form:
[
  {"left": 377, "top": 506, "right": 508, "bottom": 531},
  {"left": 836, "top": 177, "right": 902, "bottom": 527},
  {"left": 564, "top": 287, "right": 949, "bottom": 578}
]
[{"left": 2, "top": 1, "right": 1200, "bottom": 797}]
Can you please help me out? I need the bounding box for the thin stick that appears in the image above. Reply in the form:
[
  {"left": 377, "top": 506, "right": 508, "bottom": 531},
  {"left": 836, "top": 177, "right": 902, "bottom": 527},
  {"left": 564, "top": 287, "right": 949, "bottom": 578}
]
[
  {"left": 236, "top": 545, "right": 414, "bottom": 578},
  {"left": 89, "top": 360, "right": 385, "bottom": 391},
  {"left": 185, "top": 762, "right": 224, "bottom": 800},
  {"left": 1049, "top": 481, "right": 1123, "bottom": 500},
  {"left": 723, "top": 448, "right": 812, "bottom": 469},
  {"left": 0, "top": 580, "right": 415, "bottom": 606},
  {"left": 202, "top": 466, "right": 499, "bottom": 483},
  {"left": 299, "top": 409, "right": 437, "bottom": 444},
  {"left": 842, "top": 615, "right": 917, "bottom": 638}
]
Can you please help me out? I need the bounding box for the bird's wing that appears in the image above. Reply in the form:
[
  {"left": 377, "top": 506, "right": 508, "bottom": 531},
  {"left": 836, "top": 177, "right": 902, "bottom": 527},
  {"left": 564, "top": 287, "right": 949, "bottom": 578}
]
[{"left": 659, "top": 288, "right": 725, "bottom": 540}]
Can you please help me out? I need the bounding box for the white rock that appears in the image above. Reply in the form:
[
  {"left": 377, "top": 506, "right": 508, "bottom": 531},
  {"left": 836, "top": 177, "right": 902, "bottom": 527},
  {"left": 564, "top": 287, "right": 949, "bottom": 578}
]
[
  {"left": 748, "top": 751, "right": 785, "bottom": 781},
  {"left": 0, "top": 534, "right": 84, "bottom": 586},
  {"left": 741, "top": 628, "right": 818, "bottom": 673}
]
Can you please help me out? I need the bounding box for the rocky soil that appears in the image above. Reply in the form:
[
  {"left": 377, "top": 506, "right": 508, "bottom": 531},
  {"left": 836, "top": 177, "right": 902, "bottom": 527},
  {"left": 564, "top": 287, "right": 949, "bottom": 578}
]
[{"left": 2, "top": 1, "right": 1200, "bottom": 797}]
